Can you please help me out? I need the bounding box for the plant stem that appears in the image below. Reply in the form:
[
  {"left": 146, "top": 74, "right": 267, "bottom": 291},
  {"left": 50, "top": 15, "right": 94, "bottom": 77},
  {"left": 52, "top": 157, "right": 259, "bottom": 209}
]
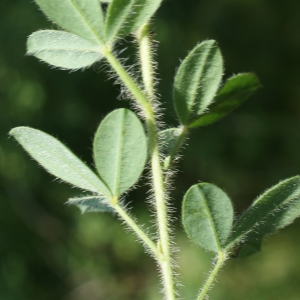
[
  {"left": 103, "top": 42, "right": 176, "bottom": 300},
  {"left": 197, "top": 252, "right": 227, "bottom": 300},
  {"left": 136, "top": 23, "right": 155, "bottom": 100},
  {"left": 137, "top": 23, "right": 176, "bottom": 300},
  {"left": 113, "top": 203, "right": 163, "bottom": 261},
  {"left": 103, "top": 48, "right": 153, "bottom": 119}
]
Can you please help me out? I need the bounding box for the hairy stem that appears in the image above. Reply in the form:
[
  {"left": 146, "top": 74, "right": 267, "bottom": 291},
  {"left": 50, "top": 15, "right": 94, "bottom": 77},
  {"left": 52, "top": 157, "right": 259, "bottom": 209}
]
[
  {"left": 147, "top": 119, "right": 176, "bottom": 300},
  {"left": 103, "top": 48, "right": 153, "bottom": 119},
  {"left": 197, "top": 252, "right": 227, "bottom": 300},
  {"left": 136, "top": 23, "right": 156, "bottom": 100},
  {"left": 137, "top": 23, "right": 176, "bottom": 300},
  {"left": 113, "top": 203, "right": 163, "bottom": 260},
  {"left": 103, "top": 44, "right": 176, "bottom": 300}
]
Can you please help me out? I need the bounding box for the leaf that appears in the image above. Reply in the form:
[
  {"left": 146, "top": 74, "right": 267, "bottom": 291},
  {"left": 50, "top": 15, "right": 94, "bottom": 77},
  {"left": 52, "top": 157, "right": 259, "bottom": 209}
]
[
  {"left": 27, "top": 30, "right": 103, "bottom": 70},
  {"left": 105, "top": 0, "right": 135, "bottom": 43},
  {"left": 226, "top": 176, "right": 300, "bottom": 249},
  {"left": 67, "top": 196, "right": 113, "bottom": 213},
  {"left": 93, "top": 108, "right": 147, "bottom": 196},
  {"left": 9, "top": 127, "right": 111, "bottom": 196},
  {"left": 105, "top": 0, "right": 163, "bottom": 43},
  {"left": 235, "top": 240, "right": 262, "bottom": 258},
  {"left": 159, "top": 128, "right": 181, "bottom": 156},
  {"left": 182, "top": 183, "right": 234, "bottom": 252},
  {"left": 189, "top": 73, "right": 261, "bottom": 128},
  {"left": 35, "top": 0, "right": 105, "bottom": 44},
  {"left": 173, "top": 40, "right": 223, "bottom": 125},
  {"left": 159, "top": 128, "right": 182, "bottom": 169}
]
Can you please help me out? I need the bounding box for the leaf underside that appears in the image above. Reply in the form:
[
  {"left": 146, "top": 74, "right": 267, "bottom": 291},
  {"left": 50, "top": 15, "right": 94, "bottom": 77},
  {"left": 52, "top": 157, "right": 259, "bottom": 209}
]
[
  {"left": 182, "top": 183, "right": 234, "bottom": 252},
  {"left": 27, "top": 30, "right": 102, "bottom": 69},
  {"left": 159, "top": 128, "right": 181, "bottom": 157},
  {"left": 105, "top": 0, "right": 163, "bottom": 43},
  {"left": 93, "top": 108, "right": 147, "bottom": 196},
  {"left": 9, "top": 127, "right": 111, "bottom": 196},
  {"left": 35, "top": 0, "right": 105, "bottom": 44},
  {"left": 67, "top": 196, "right": 113, "bottom": 213},
  {"left": 174, "top": 40, "right": 223, "bottom": 125}
]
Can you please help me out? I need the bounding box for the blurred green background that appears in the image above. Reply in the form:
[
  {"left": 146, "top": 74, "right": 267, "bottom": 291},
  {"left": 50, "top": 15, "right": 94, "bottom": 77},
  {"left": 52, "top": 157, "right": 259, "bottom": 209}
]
[{"left": 1, "top": 0, "right": 300, "bottom": 299}]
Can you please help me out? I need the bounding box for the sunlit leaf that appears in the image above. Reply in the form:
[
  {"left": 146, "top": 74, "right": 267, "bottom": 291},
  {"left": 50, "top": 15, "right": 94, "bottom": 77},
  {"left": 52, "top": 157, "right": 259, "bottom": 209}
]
[
  {"left": 35, "top": 0, "right": 105, "bottom": 44},
  {"left": 105, "top": 0, "right": 163, "bottom": 43},
  {"left": 182, "top": 183, "right": 234, "bottom": 252},
  {"left": 9, "top": 127, "right": 111, "bottom": 196},
  {"left": 174, "top": 40, "right": 223, "bottom": 125},
  {"left": 226, "top": 176, "right": 300, "bottom": 249},
  {"left": 67, "top": 196, "right": 113, "bottom": 213},
  {"left": 27, "top": 30, "right": 102, "bottom": 70},
  {"left": 93, "top": 108, "right": 147, "bottom": 196},
  {"left": 189, "top": 73, "right": 261, "bottom": 128}
]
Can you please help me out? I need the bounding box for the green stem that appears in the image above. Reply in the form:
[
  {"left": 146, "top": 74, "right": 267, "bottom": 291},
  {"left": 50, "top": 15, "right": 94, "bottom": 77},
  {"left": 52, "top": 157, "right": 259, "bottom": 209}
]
[
  {"left": 103, "top": 43, "right": 176, "bottom": 300},
  {"left": 113, "top": 203, "right": 163, "bottom": 261},
  {"left": 197, "top": 252, "right": 227, "bottom": 300},
  {"left": 147, "top": 119, "right": 176, "bottom": 300},
  {"left": 137, "top": 23, "right": 176, "bottom": 300},
  {"left": 136, "top": 23, "right": 155, "bottom": 99},
  {"left": 103, "top": 47, "right": 153, "bottom": 119}
]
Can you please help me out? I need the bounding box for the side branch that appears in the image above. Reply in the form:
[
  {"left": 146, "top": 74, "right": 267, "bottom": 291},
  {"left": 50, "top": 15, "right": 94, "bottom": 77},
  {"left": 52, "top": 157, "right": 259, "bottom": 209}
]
[
  {"left": 113, "top": 203, "right": 163, "bottom": 261},
  {"left": 197, "top": 252, "right": 227, "bottom": 300}
]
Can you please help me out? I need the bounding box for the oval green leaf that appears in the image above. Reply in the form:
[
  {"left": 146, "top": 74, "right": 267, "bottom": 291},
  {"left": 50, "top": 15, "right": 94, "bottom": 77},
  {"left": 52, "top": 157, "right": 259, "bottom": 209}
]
[
  {"left": 226, "top": 176, "right": 300, "bottom": 250},
  {"left": 105, "top": 0, "right": 163, "bottom": 43},
  {"left": 27, "top": 30, "right": 103, "bottom": 70},
  {"left": 67, "top": 195, "right": 113, "bottom": 213},
  {"left": 93, "top": 108, "right": 147, "bottom": 196},
  {"left": 174, "top": 40, "right": 223, "bottom": 125},
  {"left": 182, "top": 183, "right": 234, "bottom": 253},
  {"left": 35, "top": 0, "right": 105, "bottom": 44},
  {"left": 189, "top": 73, "right": 261, "bottom": 128},
  {"left": 9, "top": 127, "right": 111, "bottom": 196}
]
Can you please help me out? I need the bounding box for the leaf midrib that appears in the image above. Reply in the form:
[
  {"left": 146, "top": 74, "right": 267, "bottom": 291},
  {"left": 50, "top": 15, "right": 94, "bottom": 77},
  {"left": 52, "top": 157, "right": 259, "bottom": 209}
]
[
  {"left": 113, "top": 110, "right": 126, "bottom": 196},
  {"left": 105, "top": 0, "right": 135, "bottom": 43},
  {"left": 198, "top": 187, "right": 222, "bottom": 252},
  {"left": 69, "top": 0, "right": 104, "bottom": 44}
]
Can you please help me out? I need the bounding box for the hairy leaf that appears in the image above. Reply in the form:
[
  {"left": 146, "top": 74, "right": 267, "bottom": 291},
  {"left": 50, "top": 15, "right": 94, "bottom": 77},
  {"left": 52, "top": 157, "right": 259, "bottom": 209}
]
[
  {"left": 159, "top": 128, "right": 182, "bottom": 169},
  {"left": 35, "top": 0, "right": 105, "bottom": 44},
  {"left": 67, "top": 196, "right": 113, "bottom": 213},
  {"left": 226, "top": 176, "right": 300, "bottom": 249},
  {"left": 9, "top": 127, "right": 111, "bottom": 196},
  {"left": 93, "top": 108, "right": 147, "bottom": 196},
  {"left": 105, "top": 0, "right": 135, "bottom": 43},
  {"left": 182, "top": 183, "right": 234, "bottom": 252},
  {"left": 235, "top": 240, "right": 262, "bottom": 258},
  {"left": 159, "top": 128, "right": 181, "bottom": 156},
  {"left": 174, "top": 40, "right": 223, "bottom": 125},
  {"left": 105, "top": 0, "right": 163, "bottom": 43},
  {"left": 189, "top": 73, "right": 261, "bottom": 128},
  {"left": 27, "top": 30, "right": 102, "bottom": 70}
]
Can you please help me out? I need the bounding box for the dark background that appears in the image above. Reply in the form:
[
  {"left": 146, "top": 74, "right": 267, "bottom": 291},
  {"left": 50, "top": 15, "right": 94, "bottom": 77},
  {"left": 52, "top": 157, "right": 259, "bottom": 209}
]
[{"left": 1, "top": 0, "right": 300, "bottom": 299}]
